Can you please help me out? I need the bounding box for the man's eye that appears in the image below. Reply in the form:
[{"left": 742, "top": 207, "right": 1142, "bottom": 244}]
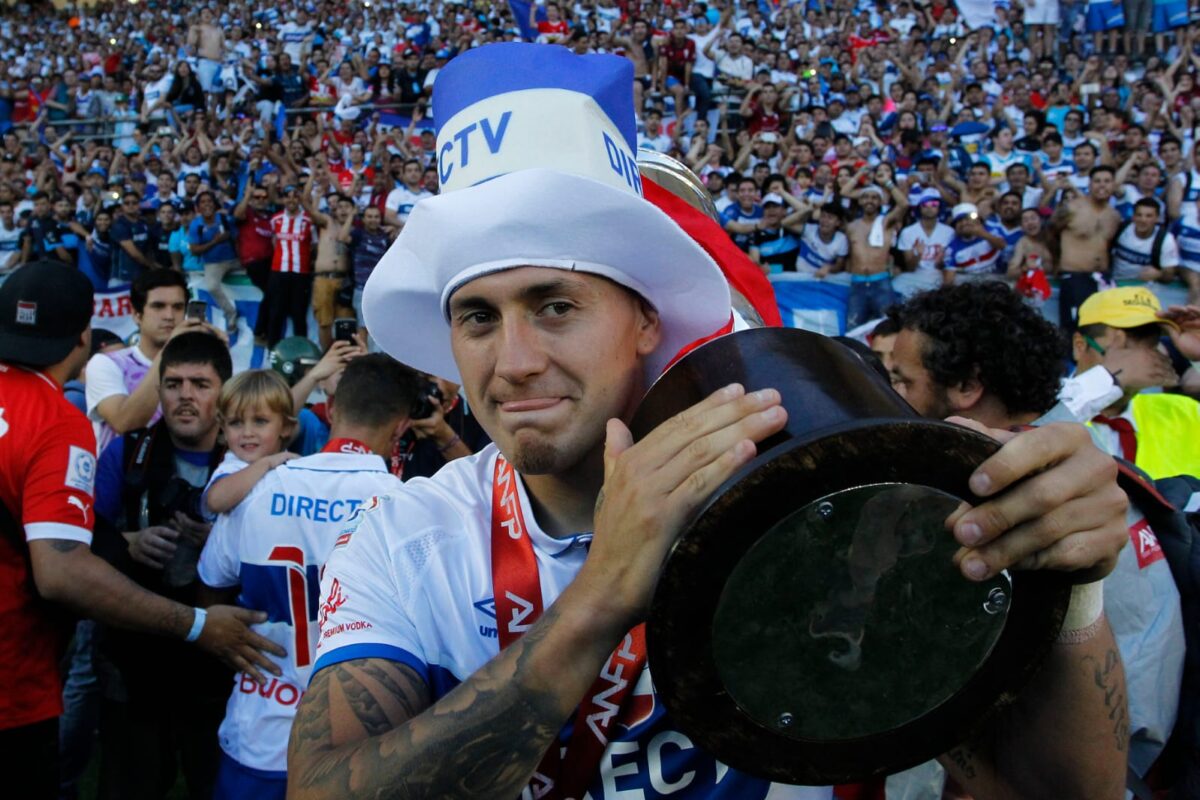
[{"left": 458, "top": 311, "right": 494, "bottom": 327}]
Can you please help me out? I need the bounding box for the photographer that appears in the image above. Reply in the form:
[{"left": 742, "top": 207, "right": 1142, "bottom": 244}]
[
  {"left": 394, "top": 375, "right": 491, "bottom": 481},
  {"left": 90, "top": 331, "right": 248, "bottom": 799}
]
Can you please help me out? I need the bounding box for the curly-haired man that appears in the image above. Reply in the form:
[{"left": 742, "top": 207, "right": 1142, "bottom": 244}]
[
  {"left": 885, "top": 281, "right": 1066, "bottom": 423},
  {"left": 886, "top": 281, "right": 1184, "bottom": 784}
]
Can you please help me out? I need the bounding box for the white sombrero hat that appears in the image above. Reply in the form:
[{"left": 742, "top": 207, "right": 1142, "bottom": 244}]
[{"left": 362, "top": 43, "right": 731, "bottom": 385}]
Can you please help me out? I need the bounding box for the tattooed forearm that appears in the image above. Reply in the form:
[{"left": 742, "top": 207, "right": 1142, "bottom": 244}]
[
  {"left": 1083, "top": 647, "right": 1129, "bottom": 753},
  {"left": 288, "top": 600, "right": 611, "bottom": 800}
]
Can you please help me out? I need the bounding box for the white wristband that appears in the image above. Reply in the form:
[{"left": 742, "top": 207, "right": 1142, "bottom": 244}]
[
  {"left": 1057, "top": 581, "right": 1104, "bottom": 644},
  {"left": 186, "top": 607, "right": 208, "bottom": 643}
]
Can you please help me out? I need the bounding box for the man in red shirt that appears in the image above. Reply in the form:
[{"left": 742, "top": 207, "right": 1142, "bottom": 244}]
[
  {"left": 267, "top": 184, "right": 316, "bottom": 347},
  {"left": 0, "top": 262, "right": 283, "bottom": 798},
  {"left": 234, "top": 184, "right": 277, "bottom": 345},
  {"left": 530, "top": 1, "right": 570, "bottom": 43},
  {"left": 658, "top": 19, "right": 696, "bottom": 125}
]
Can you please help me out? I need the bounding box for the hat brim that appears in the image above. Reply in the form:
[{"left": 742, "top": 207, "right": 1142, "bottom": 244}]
[
  {"left": 1081, "top": 312, "right": 1181, "bottom": 332},
  {"left": 0, "top": 329, "right": 79, "bottom": 367},
  {"left": 363, "top": 169, "right": 732, "bottom": 385}
]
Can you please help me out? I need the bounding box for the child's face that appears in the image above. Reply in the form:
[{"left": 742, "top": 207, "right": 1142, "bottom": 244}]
[{"left": 224, "top": 405, "right": 291, "bottom": 462}]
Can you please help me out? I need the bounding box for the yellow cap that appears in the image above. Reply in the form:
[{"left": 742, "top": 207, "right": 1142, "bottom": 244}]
[{"left": 1077, "top": 287, "right": 1179, "bottom": 331}]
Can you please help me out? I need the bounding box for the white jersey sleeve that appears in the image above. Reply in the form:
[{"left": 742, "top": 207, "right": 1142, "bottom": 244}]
[
  {"left": 1161, "top": 231, "right": 1181, "bottom": 269},
  {"left": 198, "top": 506, "right": 243, "bottom": 589},
  {"left": 200, "top": 451, "right": 251, "bottom": 521},
  {"left": 84, "top": 352, "right": 128, "bottom": 420},
  {"left": 313, "top": 497, "right": 429, "bottom": 679}
]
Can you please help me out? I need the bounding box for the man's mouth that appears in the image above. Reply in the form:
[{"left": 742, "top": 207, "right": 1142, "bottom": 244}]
[{"left": 499, "top": 397, "right": 565, "bottom": 413}]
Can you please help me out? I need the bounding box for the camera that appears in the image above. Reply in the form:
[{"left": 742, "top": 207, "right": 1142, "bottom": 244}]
[
  {"left": 411, "top": 379, "right": 444, "bottom": 419},
  {"left": 157, "top": 475, "right": 206, "bottom": 524}
]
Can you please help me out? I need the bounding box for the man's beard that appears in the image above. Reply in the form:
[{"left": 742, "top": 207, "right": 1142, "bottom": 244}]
[
  {"left": 925, "top": 386, "right": 955, "bottom": 422},
  {"left": 508, "top": 438, "right": 563, "bottom": 476}
]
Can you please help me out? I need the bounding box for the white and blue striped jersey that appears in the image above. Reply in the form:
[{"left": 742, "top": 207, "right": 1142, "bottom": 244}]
[
  {"left": 944, "top": 232, "right": 1003, "bottom": 277},
  {"left": 796, "top": 224, "right": 849, "bottom": 275},
  {"left": 315, "top": 445, "right": 832, "bottom": 800},
  {"left": 384, "top": 184, "right": 433, "bottom": 225},
  {"left": 1112, "top": 224, "right": 1180, "bottom": 281},
  {"left": 197, "top": 450, "right": 403, "bottom": 774},
  {"left": 1173, "top": 169, "right": 1200, "bottom": 269}
]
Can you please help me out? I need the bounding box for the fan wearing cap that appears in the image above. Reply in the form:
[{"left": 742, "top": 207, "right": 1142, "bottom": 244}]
[
  {"left": 288, "top": 44, "right": 1131, "bottom": 800},
  {"left": 943, "top": 202, "right": 1009, "bottom": 286},
  {"left": 0, "top": 263, "right": 284, "bottom": 799},
  {"left": 1072, "top": 287, "right": 1200, "bottom": 479},
  {"left": 747, "top": 192, "right": 806, "bottom": 274}
]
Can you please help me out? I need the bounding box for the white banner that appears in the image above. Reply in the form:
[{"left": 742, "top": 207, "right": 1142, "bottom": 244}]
[
  {"left": 91, "top": 286, "right": 138, "bottom": 341},
  {"left": 955, "top": 0, "right": 998, "bottom": 30}
]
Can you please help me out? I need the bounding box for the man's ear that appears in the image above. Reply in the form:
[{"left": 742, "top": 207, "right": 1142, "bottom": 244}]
[
  {"left": 394, "top": 416, "right": 412, "bottom": 441},
  {"left": 947, "top": 374, "right": 985, "bottom": 415},
  {"left": 635, "top": 298, "right": 663, "bottom": 358},
  {"left": 1071, "top": 331, "right": 1087, "bottom": 364}
]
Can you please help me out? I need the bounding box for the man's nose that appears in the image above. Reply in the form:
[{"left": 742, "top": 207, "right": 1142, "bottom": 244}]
[{"left": 494, "top": 317, "right": 549, "bottom": 384}]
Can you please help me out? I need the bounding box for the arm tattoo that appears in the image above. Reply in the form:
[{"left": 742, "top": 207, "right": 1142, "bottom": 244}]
[
  {"left": 50, "top": 539, "right": 82, "bottom": 553},
  {"left": 1083, "top": 647, "right": 1129, "bottom": 753},
  {"left": 288, "top": 603, "right": 573, "bottom": 800}
]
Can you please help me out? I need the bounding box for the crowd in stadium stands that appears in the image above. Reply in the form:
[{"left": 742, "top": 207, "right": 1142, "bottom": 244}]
[
  {"left": 4, "top": 0, "right": 1200, "bottom": 798},
  {"left": 3, "top": 0, "right": 1200, "bottom": 328}
]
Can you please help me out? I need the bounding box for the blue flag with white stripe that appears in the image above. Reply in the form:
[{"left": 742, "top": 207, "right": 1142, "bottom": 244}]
[{"left": 771, "top": 278, "right": 850, "bottom": 335}]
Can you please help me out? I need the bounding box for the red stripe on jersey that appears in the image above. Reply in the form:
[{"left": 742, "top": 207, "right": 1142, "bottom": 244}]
[{"left": 271, "top": 212, "right": 313, "bottom": 273}]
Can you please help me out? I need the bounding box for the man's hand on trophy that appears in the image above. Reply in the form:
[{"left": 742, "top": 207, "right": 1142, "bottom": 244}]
[
  {"left": 941, "top": 419, "right": 1127, "bottom": 585},
  {"left": 582, "top": 384, "right": 789, "bottom": 628}
]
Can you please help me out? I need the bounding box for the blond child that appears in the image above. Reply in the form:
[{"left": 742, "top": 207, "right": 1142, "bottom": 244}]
[{"left": 202, "top": 370, "right": 298, "bottom": 519}]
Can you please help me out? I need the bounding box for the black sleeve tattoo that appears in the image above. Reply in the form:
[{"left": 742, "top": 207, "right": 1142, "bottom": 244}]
[
  {"left": 1083, "top": 647, "right": 1129, "bottom": 754},
  {"left": 287, "top": 602, "right": 575, "bottom": 800}
]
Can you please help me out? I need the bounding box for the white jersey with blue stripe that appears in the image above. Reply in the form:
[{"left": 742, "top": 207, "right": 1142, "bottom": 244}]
[
  {"left": 1113, "top": 224, "right": 1180, "bottom": 280},
  {"left": 796, "top": 224, "right": 849, "bottom": 274},
  {"left": 1173, "top": 169, "right": 1200, "bottom": 266},
  {"left": 197, "top": 450, "right": 403, "bottom": 774},
  {"left": 385, "top": 184, "right": 433, "bottom": 224},
  {"left": 315, "top": 445, "right": 833, "bottom": 800}
]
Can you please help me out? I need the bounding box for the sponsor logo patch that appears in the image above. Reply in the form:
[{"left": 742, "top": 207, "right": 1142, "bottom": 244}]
[
  {"left": 64, "top": 445, "right": 96, "bottom": 494},
  {"left": 1130, "top": 518, "right": 1165, "bottom": 569}
]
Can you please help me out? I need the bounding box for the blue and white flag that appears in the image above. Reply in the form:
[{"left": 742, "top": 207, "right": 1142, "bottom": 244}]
[{"left": 771, "top": 277, "right": 850, "bottom": 335}]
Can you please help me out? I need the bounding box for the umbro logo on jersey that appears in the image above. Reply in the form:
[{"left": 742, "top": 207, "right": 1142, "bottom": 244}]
[
  {"left": 0, "top": 408, "right": 8, "bottom": 439},
  {"left": 474, "top": 597, "right": 498, "bottom": 639}
]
